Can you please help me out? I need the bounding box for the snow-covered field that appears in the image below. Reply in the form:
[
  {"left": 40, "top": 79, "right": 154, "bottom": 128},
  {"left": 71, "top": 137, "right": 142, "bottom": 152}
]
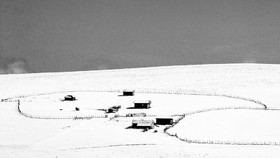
[
  {"left": 168, "top": 109, "right": 280, "bottom": 144},
  {"left": 1, "top": 64, "right": 280, "bottom": 158}
]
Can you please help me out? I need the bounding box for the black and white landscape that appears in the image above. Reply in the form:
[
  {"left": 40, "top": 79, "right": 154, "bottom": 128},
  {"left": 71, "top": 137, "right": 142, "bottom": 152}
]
[
  {"left": 1, "top": 64, "right": 280, "bottom": 157},
  {"left": 1, "top": 0, "right": 280, "bottom": 157}
]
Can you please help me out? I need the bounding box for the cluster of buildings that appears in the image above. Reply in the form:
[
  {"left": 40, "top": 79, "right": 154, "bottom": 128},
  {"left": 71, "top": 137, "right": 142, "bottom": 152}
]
[
  {"left": 121, "top": 89, "right": 174, "bottom": 130},
  {"left": 62, "top": 89, "right": 174, "bottom": 130}
]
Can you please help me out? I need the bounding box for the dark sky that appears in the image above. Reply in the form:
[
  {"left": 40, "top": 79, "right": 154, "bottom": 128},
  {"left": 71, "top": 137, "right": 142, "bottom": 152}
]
[{"left": 1, "top": 0, "right": 280, "bottom": 73}]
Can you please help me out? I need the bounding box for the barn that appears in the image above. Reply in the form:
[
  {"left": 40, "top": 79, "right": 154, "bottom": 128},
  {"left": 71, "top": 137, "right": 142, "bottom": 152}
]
[
  {"left": 122, "top": 89, "right": 135, "bottom": 96},
  {"left": 156, "top": 118, "right": 173, "bottom": 125},
  {"left": 132, "top": 119, "right": 154, "bottom": 129},
  {"left": 107, "top": 108, "right": 118, "bottom": 113},
  {"left": 107, "top": 105, "right": 121, "bottom": 113},
  {"left": 133, "top": 100, "right": 152, "bottom": 109},
  {"left": 63, "top": 95, "right": 76, "bottom": 101}
]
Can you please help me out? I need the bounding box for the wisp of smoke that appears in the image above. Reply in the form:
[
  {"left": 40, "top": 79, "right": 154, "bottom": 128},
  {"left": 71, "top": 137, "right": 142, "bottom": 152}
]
[{"left": 0, "top": 57, "right": 30, "bottom": 74}]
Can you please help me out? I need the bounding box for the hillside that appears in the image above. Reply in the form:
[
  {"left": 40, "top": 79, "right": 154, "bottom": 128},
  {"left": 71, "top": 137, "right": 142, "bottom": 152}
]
[{"left": 1, "top": 64, "right": 280, "bottom": 158}]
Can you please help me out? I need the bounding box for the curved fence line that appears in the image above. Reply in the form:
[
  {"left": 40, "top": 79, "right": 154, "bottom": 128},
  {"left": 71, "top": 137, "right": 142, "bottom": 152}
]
[
  {"left": 6, "top": 88, "right": 268, "bottom": 120},
  {"left": 16, "top": 103, "right": 108, "bottom": 120},
  {"left": 5, "top": 88, "right": 267, "bottom": 108},
  {"left": 164, "top": 106, "right": 264, "bottom": 133},
  {"left": 164, "top": 107, "right": 280, "bottom": 146},
  {"left": 166, "top": 134, "right": 280, "bottom": 146},
  {"left": 62, "top": 143, "right": 157, "bottom": 151},
  {"left": 165, "top": 132, "right": 280, "bottom": 146},
  {"left": 16, "top": 100, "right": 110, "bottom": 120},
  {"left": 7, "top": 88, "right": 280, "bottom": 146}
]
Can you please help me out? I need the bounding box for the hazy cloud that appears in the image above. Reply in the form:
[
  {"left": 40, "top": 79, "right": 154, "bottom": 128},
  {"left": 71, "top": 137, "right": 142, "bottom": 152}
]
[
  {"left": 82, "top": 57, "right": 121, "bottom": 70},
  {"left": 0, "top": 57, "right": 31, "bottom": 74}
]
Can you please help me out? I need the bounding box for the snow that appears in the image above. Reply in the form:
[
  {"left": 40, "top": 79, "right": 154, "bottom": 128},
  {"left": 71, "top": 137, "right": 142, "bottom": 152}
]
[
  {"left": 168, "top": 109, "right": 280, "bottom": 143},
  {"left": 1, "top": 64, "right": 280, "bottom": 157},
  {"left": 19, "top": 91, "right": 262, "bottom": 118}
]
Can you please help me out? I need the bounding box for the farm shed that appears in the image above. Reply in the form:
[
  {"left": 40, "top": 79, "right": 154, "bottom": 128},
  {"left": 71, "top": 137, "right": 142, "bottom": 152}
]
[
  {"left": 132, "top": 119, "right": 154, "bottom": 129},
  {"left": 156, "top": 118, "right": 173, "bottom": 125},
  {"left": 64, "top": 95, "right": 76, "bottom": 101},
  {"left": 107, "top": 108, "right": 118, "bottom": 113},
  {"left": 107, "top": 105, "right": 121, "bottom": 113},
  {"left": 134, "top": 100, "right": 152, "bottom": 109},
  {"left": 122, "top": 89, "right": 135, "bottom": 96}
]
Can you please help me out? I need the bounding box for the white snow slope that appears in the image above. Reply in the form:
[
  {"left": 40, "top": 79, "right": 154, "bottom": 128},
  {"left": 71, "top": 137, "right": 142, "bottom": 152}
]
[{"left": 1, "top": 64, "right": 280, "bottom": 158}]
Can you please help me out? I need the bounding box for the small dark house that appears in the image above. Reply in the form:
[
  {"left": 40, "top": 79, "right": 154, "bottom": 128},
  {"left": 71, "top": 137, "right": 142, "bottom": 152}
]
[
  {"left": 156, "top": 118, "right": 173, "bottom": 125},
  {"left": 107, "top": 108, "right": 118, "bottom": 113},
  {"left": 134, "top": 100, "right": 152, "bottom": 109},
  {"left": 132, "top": 119, "right": 154, "bottom": 129},
  {"left": 64, "top": 95, "right": 76, "bottom": 101},
  {"left": 123, "top": 89, "right": 135, "bottom": 96},
  {"left": 107, "top": 105, "right": 121, "bottom": 113}
]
